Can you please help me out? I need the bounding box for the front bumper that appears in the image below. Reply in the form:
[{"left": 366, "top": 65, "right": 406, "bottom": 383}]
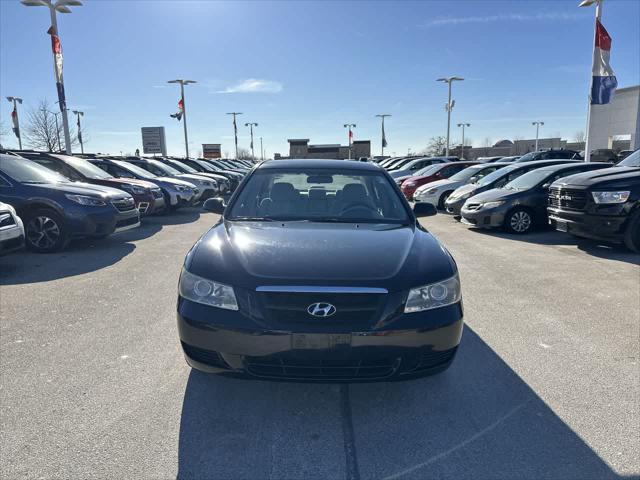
[
  {"left": 460, "top": 205, "right": 507, "bottom": 228},
  {"left": 0, "top": 224, "right": 25, "bottom": 255},
  {"left": 548, "top": 207, "right": 628, "bottom": 243},
  {"left": 66, "top": 206, "right": 140, "bottom": 237},
  {"left": 177, "top": 298, "right": 464, "bottom": 382},
  {"left": 444, "top": 196, "right": 468, "bottom": 215},
  {"left": 413, "top": 191, "right": 439, "bottom": 205}
]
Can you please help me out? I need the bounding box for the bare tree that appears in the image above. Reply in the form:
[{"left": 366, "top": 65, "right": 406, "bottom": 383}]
[
  {"left": 574, "top": 131, "right": 586, "bottom": 143},
  {"left": 236, "top": 147, "right": 253, "bottom": 160},
  {"left": 0, "top": 119, "right": 9, "bottom": 148},
  {"left": 421, "top": 136, "right": 447, "bottom": 156},
  {"left": 482, "top": 137, "right": 493, "bottom": 147},
  {"left": 23, "top": 99, "right": 80, "bottom": 152}
]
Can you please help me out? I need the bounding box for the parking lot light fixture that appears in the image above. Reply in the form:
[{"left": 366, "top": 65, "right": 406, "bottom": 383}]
[
  {"left": 226, "top": 112, "right": 243, "bottom": 159},
  {"left": 532, "top": 121, "right": 544, "bottom": 151},
  {"left": 168, "top": 79, "right": 196, "bottom": 158},
  {"left": 437, "top": 77, "right": 464, "bottom": 156},
  {"left": 22, "top": 0, "right": 82, "bottom": 155},
  {"left": 457, "top": 123, "right": 470, "bottom": 159},
  {"left": 6, "top": 96, "right": 23, "bottom": 150},
  {"left": 244, "top": 122, "right": 258, "bottom": 161},
  {"left": 343, "top": 123, "right": 356, "bottom": 160}
]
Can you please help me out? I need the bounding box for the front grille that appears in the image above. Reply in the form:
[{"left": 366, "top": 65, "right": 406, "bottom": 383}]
[
  {"left": 464, "top": 203, "right": 482, "bottom": 211},
  {"left": 413, "top": 347, "right": 457, "bottom": 371},
  {"left": 257, "top": 291, "right": 385, "bottom": 330},
  {"left": 181, "top": 342, "right": 229, "bottom": 368},
  {"left": 245, "top": 354, "right": 400, "bottom": 380},
  {"left": 115, "top": 216, "right": 139, "bottom": 229},
  {"left": 152, "top": 189, "right": 163, "bottom": 199},
  {"left": 549, "top": 187, "right": 588, "bottom": 211},
  {"left": 112, "top": 197, "right": 136, "bottom": 212},
  {"left": 0, "top": 212, "right": 16, "bottom": 228}
]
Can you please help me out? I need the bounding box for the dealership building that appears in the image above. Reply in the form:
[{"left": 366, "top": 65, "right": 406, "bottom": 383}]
[
  {"left": 587, "top": 85, "right": 639, "bottom": 151},
  {"left": 276, "top": 139, "right": 371, "bottom": 160}
]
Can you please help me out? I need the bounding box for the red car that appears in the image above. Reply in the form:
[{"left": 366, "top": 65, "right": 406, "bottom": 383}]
[{"left": 400, "top": 161, "right": 479, "bottom": 200}]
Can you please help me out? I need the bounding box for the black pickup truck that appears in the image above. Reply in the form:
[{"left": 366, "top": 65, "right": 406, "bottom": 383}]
[{"left": 547, "top": 150, "right": 640, "bottom": 251}]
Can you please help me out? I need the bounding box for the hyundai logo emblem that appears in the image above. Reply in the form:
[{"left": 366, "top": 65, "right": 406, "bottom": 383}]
[{"left": 307, "top": 302, "right": 337, "bottom": 317}]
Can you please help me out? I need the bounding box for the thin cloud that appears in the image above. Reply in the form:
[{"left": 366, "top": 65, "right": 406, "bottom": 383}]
[
  {"left": 423, "top": 12, "right": 586, "bottom": 28},
  {"left": 217, "top": 79, "right": 283, "bottom": 94}
]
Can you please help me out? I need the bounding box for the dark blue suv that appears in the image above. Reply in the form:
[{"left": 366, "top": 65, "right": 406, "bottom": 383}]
[{"left": 0, "top": 154, "right": 140, "bottom": 252}]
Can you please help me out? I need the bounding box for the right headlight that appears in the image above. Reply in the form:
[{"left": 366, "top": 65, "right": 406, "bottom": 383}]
[
  {"left": 179, "top": 268, "right": 238, "bottom": 310},
  {"left": 404, "top": 274, "right": 461, "bottom": 313},
  {"left": 65, "top": 194, "right": 106, "bottom": 206},
  {"left": 591, "top": 191, "right": 630, "bottom": 204}
]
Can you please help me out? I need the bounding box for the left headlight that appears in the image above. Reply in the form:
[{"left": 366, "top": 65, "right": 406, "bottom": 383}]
[
  {"left": 121, "top": 184, "right": 147, "bottom": 195},
  {"left": 65, "top": 194, "right": 106, "bottom": 206},
  {"left": 592, "top": 191, "right": 630, "bottom": 204},
  {"left": 179, "top": 268, "right": 238, "bottom": 310},
  {"left": 481, "top": 201, "right": 505, "bottom": 209},
  {"left": 404, "top": 274, "right": 461, "bottom": 313}
]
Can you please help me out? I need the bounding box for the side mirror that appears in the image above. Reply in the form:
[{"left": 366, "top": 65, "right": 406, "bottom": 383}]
[
  {"left": 413, "top": 202, "right": 437, "bottom": 217},
  {"left": 203, "top": 197, "right": 226, "bottom": 214},
  {"left": 541, "top": 182, "right": 551, "bottom": 189}
]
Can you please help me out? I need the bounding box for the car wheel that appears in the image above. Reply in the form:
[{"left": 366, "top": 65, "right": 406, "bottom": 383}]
[
  {"left": 504, "top": 208, "right": 534, "bottom": 234},
  {"left": 438, "top": 191, "right": 452, "bottom": 210},
  {"left": 24, "top": 209, "right": 69, "bottom": 253},
  {"left": 623, "top": 211, "right": 640, "bottom": 253}
]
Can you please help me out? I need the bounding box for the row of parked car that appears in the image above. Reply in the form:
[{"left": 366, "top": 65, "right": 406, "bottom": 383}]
[
  {"left": 0, "top": 151, "right": 253, "bottom": 254},
  {"left": 374, "top": 149, "right": 640, "bottom": 252}
]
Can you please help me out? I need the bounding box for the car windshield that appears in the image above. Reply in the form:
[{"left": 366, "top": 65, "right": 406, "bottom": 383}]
[
  {"left": 449, "top": 165, "right": 486, "bottom": 182},
  {"left": 169, "top": 160, "right": 198, "bottom": 173},
  {"left": 196, "top": 161, "right": 216, "bottom": 172},
  {"left": 60, "top": 155, "right": 114, "bottom": 179},
  {"left": 504, "top": 169, "right": 553, "bottom": 190},
  {"left": 0, "top": 156, "right": 69, "bottom": 184},
  {"left": 476, "top": 165, "right": 517, "bottom": 186},
  {"left": 150, "top": 160, "right": 180, "bottom": 175},
  {"left": 227, "top": 168, "right": 411, "bottom": 223},
  {"left": 413, "top": 164, "right": 440, "bottom": 177},
  {"left": 112, "top": 160, "right": 157, "bottom": 179},
  {"left": 516, "top": 152, "right": 537, "bottom": 162},
  {"left": 618, "top": 150, "right": 639, "bottom": 167}
]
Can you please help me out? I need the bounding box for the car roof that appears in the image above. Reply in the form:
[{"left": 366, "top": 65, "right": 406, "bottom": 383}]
[
  {"left": 258, "top": 159, "right": 381, "bottom": 171},
  {"left": 533, "top": 162, "right": 610, "bottom": 172}
]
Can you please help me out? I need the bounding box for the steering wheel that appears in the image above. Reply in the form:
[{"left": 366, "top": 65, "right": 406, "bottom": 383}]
[{"left": 340, "top": 202, "right": 377, "bottom": 217}]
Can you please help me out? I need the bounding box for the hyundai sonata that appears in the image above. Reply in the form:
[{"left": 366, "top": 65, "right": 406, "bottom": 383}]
[{"left": 177, "top": 160, "right": 463, "bottom": 382}]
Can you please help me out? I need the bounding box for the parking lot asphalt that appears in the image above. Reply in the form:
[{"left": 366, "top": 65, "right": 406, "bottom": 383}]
[{"left": 1, "top": 209, "right": 638, "bottom": 480}]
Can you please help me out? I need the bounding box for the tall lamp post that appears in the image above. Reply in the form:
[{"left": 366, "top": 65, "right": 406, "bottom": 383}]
[
  {"left": 168, "top": 79, "right": 196, "bottom": 158},
  {"left": 72, "top": 110, "right": 84, "bottom": 154},
  {"left": 6, "top": 96, "right": 23, "bottom": 150},
  {"left": 226, "top": 112, "right": 242, "bottom": 159},
  {"left": 245, "top": 122, "right": 258, "bottom": 161},
  {"left": 457, "top": 123, "right": 470, "bottom": 159},
  {"left": 532, "top": 121, "right": 544, "bottom": 151},
  {"left": 260, "top": 136, "right": 264, "bottom": 161},
  {"left": 375, "top": 114, "right": 391, "bottom": 157},
  {"left": 343, "top": 123, "right": 356, "bottom": 160},
  {"left": 22, "top": 0, "right": 82, "bottom": 155},
  {"left": 436, "top": 76, "right": 464, "bottom": 156}
]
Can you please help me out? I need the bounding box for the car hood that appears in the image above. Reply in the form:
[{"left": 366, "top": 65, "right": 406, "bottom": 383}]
[
  {"left": 44, "top": 181, "right": 133, "bottom": 198},
  {"left": 449, "top": 183, "right": 479, "bottom": 200},
  {"left": 389, "top": 169, "right": 410, "bottom": 178},
  {"left": 176, "top": 174, "right": 214, "bottom": 185},
  {"left": 552, "top": 166, "right": 640, "bottom": 187},
  {"left": 466, "top": 188, "right": 519, "bottom": 204},
  {"left": 416, "top": 178, "right": 461, "bottom": 193},
  {"left": 186, "top": 221, "right": 457, "bottom": 292},
  {"left": 104, "top": 177, "right": 158, "bottom": 189},
  {"left": 154, "top": 177, "right": 196, "bottom": 188}
]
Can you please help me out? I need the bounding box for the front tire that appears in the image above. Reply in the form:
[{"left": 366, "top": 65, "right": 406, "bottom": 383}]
[
  {"left": 438, "top": 191, "right": 452, "bottom": 210},
  {"left": 504, "top": 208, "right": 534, "bottom": 234},
  {"left": 623, "top": 211, "right": 640, "bottom": 253},
  {"left": 24, "top": 209, "right": 69, "bottom": 253}
]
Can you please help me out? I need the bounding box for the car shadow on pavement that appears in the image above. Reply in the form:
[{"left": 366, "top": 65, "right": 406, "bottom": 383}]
[
  {"left": 176, "top": 328, "right": 626, "bottom": 480},
  {"left": 467, "top": 227, "right": 639, "bottom": 266},
  {"left": 145, "top": 207, "right": 203, "bottom": 226}
]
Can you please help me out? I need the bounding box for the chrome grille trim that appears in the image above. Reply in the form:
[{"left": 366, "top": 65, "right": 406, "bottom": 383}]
[{"left": 256, "top": 286, "right": 388, "bottom": 294}]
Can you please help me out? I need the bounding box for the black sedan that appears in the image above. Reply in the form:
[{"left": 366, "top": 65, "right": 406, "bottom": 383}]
[
  {"left": 177, "top": 159, "right": 463, "bottom": 382},
  {"left": 460, "top": 162, "right": 611, "bottom": 233}
]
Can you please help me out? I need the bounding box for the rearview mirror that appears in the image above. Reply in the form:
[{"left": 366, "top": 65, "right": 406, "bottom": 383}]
[
  {"left": 413, "top": 202, "right": 437, "bottom": 217},
  {"left": 203, "top": 197, "right": 226, "bottom": 214}
]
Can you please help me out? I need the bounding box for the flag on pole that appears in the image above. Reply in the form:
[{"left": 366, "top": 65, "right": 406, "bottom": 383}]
[
  {"left": 11, "top": 105, "right": 20, "bottom": 139},
  {"left": 591, "top": 19, "right": 617, "bottom": 105},
  {"left": 76, "top": 115, "right": 82, "bottom": 144},
  {"left": 47, "top": 26, "right": 66, "bottom": 111},
  {"left": 382, "top": 122, "right": 388, "bottom": 148},
  {"left": 233, "top": 116, "right": 238, "bottom": 151},
  {"left": 170, "top": 99, "right": 184, "bottom": 120},
  {"left": 348, "top": 128, "right": 353, "bottom": 145}
]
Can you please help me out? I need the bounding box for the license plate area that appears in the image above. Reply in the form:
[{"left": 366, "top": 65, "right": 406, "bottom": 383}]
[
  {"left": 291, "top": 333, "right": 352, "bottom": 350},
  {"left": 555, "top": 220, "right": 568, "bottom": 232}
]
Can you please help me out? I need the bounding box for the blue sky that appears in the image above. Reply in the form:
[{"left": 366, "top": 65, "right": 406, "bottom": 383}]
[{"left": 1, "top": 0, "right": 639, "bottom": 157}]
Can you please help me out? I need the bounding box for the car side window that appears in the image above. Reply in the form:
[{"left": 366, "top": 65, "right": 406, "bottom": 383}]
[
  {"left": 0, "top": 175, "right": 10, "bottom": 187},
  {"left": 112, "top": 165, "right": 135, "bottom": 178},
  {"left": 31, "top": 158, "right": 66, "bottom": 175}
]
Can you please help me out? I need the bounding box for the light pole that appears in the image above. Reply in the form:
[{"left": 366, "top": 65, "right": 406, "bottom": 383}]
[
  {"left": 245, "top": 122, "right": 258, "bottom": 161},
  {"left": 72, "top": 110, "right": 84, "bottom": 154},
  {"left": 375, "top": 114, "right": 391, "bottom": 157},
  {"left": 457, "top": 122, "right": 470, "bottom": 159},
  {"left": 45, "top": 108, "right": 62, "bottom": 151},
  {"left": 22, "top": 0, "right": 82, "bottom": 155},
  {"left": 532, "top": 121, "right": 544, "bottom": 151},
  {"left": 168, "top": 79, "right": 196, "bottom": 158},
  {"left": 343, "top": 123, "right": 356, "bottom": 160},
  {"left": 226, "top": 112, "right": 243, "bottom": 158},
  {"left": 260, "top": 136, "right": 264, "bottom": 161},
  {"left": 6, "top": 97, "right": 23, "bottom": 150},
  {"left": 437, "top": 76, "right": 464, "bottom": 156}
]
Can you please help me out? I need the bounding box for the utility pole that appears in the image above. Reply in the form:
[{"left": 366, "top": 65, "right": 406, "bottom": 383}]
[
  {"left": 532, "top": 121, "right": 544, "bottom": 151},
  {"left": 245, "top": 122, "right": 258, "bottom": 161},
  {"left": 375, "top": 114, "right": 391, "bottom": 157},
  {"left": 457, "top": 123, "right": 470, "bottom": 159},
  {"left": 226, "top": 112, "right": 243, "bottom": 158},
  {"left": 437, "top": 76, "right": 464, "bottom": 156},
  {"left": 168, "top": 79, "right": 196, "bottom": 158},
  {"left": 72, "top": 110, "right": 84, "bottom": 154},
  {"left": 260, "top": 136, "right": 264, "bottom": 161},
  {"left": 343, "top": 123, "right": 356, "bottom": 160},
  {"left": 6, "top": 96, "right": 23, "bottom": 150}
]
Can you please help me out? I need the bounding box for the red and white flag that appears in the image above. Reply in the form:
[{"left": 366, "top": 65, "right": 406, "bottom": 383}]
[
  {"left": 47, "top": 26, "right": 66, "bottom": 110},
  {"left": 170, "top": 99, "right": 184, "bottom": 121},
  {"left": 11, "top": 105, "right": 20, "bottom": 139}
]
